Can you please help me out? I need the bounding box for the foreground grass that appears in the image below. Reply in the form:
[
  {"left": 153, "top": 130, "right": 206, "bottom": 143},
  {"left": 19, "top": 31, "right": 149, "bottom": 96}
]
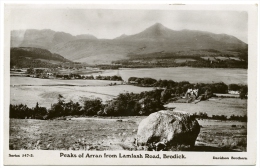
[{"left": 9, "top": 118, "right": 247, "bottom": 151}]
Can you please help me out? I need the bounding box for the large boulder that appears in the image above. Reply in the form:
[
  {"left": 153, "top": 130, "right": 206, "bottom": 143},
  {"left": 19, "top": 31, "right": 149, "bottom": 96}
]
[{"left": 137, "top": 110, "right": 200, "bottom": 149}]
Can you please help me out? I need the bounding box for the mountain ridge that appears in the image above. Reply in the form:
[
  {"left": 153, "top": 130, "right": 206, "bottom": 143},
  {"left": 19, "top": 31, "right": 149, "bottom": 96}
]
[{"left": 11, "top": 23, "right": 247, "bottom": 64}]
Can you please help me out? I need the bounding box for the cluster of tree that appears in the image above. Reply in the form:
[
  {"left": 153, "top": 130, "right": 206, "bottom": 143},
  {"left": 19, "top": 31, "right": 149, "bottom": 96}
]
[
  {"left": 55, "top": 74, "right": 95, "bottom": 80},
  {"left": 228, "top": 84, "right": 248, "bottom": 99},
  {"left": 128, "top": 77, "right": 157, "bottom": 86},
  {"left": 9, "top": 96, "right": 104, "bottom": 119},
  {"left": 191, "top": 112, "right": 247, "bottom": 122},
  {"left": 128, "top": 77, "right": 248, "bottom": 99},
  {"left": 229, "top": 114, "right": 247, "bottom": 122},
  {"left": 47, "top": 95, "right": 103, "bottom": 118},
  {"left": 192, "top": 112, "right": 208, "bottom": 119},
  {"left": 211, "top": 115, "right": 228, "bottom": 121},
  {"left": 99, "top": 90, "right": 165, "bottom": 116},
  {"left": 10, "top": 89, "right": 167, "bottom": 119},
  {"left": 129, "top": 77, "right": 228, "bottom": 93},
  {"left": 239, "top": 85, "right": 248, "bottom": 99},
  {"left": 26, "top": 68, "right": 123, "bottom": 81},
  {"left": 10, "top": 103, "right": 48, "bottom": 119},
  {"left": 95, "top": 75, "right": 123, "bottom": 81},
  {"left": 55, "top": 74, "right": 122, "bottom": 81},
  {"left": 10, "top": 93, "right": 247, "bottom": 122},
  {"left": 228, "top": 84, "right": 242, "bottom": 91}
]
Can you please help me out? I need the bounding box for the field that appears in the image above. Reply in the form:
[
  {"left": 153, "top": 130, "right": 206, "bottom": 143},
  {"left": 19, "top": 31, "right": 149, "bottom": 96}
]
[
  {"left": 165, "top": 98, "right": 247, "bottom": 117},
  {"left": 9, "top": 118, "right": 247, "bottom": 151},
  {"left": 10, "top": 77, "right": 153, "bottom": 108}
]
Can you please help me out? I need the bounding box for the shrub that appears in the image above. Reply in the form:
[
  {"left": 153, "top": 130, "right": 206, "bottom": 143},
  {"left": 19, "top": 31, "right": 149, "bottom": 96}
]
[{"left": 83, "top": 98, "right": 103, "bottom": 116}]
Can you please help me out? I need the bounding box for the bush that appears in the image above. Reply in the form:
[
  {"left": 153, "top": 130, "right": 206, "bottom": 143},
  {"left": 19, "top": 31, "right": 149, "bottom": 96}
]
[
  {"left": 9, "top": 102, "right": 47, "bottom": 119},
  {"left": 239, "top": 85, "right": 248, "bottom": 99},
  {"left": 83, "top": 99, "right": 103, "bottom": 116}
]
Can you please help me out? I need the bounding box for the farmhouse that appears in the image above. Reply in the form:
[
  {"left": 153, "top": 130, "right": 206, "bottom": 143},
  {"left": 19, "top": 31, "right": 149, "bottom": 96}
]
[{"left": 184, "top": 89, "right": 199, "bottom": 99}]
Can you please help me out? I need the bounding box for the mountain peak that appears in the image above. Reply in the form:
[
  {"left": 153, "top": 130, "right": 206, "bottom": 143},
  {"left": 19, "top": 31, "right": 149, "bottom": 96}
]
[
  {"left": 149, "top": 23, "right": 168, "bottom": 30},
  {"left": 152, "top": 22, "right": 164, "bottom": 27},
  {"left": 130, "top": 22, "right": 173, "bottom": 40},
  {"left": 115, "top": 34, "right": 128, "bottom": 39}
]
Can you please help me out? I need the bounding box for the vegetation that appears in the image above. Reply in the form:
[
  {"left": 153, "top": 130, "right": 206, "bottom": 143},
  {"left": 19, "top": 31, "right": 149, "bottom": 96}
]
[
  {"left": 128, "top": 77, "right": 248, "bottom": 99},
  {"left": 9, "top": 75, "right": 248, "bottom": 119},
  {"left": 192, "top": 112, "right": 247, "bottom": 122},
  {"left": 95, "top": 75, "right": 123, "bottom": 81},
  {"left": 10, "top": 86, "right": 247, "bottom": 122},
  {"left": 10, "top": 102, "right": 48, "bottom": 119},
  {"left": 10, "top": 47, "right": 71, "bottom": 68},
  {"left": 25, "top": 67, "right": 123, "bottom": 81},
  {"left": 109, "top": 52, "right": 248, "bottom": 69},
  {"left": 9, "top": 87, "right": 166, "bottom": 119}
]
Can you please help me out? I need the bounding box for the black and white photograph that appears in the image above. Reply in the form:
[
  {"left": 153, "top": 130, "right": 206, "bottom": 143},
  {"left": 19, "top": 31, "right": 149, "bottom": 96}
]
[{"left": 2, "top": 2, "right": 258, "bottom": 166}]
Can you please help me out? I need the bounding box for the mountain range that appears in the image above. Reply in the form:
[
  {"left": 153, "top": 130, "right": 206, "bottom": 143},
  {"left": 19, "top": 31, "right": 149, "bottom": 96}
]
[{"left": 11, "top": 23, "right": 247, "bottom": 64}]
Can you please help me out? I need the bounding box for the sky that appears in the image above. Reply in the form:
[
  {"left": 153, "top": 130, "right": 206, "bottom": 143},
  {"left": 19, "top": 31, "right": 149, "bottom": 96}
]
[{"left": 8, "top": 7, "right": 248, "bottom": 43}]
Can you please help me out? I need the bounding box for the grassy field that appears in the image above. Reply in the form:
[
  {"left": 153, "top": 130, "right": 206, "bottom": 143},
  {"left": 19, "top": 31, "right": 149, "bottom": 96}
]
[
  {"left": 10, "top": 84, "right": 154, "bottom": 108},
  {"left": 165, "top": 98, "right": 247, "bottom": 117},
  {"left": 9, "top": 117, "right": 247, "bottom": 151}
]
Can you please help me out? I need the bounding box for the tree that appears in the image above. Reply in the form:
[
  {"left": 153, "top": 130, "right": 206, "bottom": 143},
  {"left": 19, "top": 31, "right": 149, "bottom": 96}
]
[
  {"left": 240, "top": 85, "right": 248, "bottom": 99},
  {"left": 228, "top": 84, "right": 241, "bottom": 91},
  {"left": 83, "top": 98, "right": 102, "bottom": 116},
  {"left": 26, "top": 68, "right": 34, "bottom": 74},
  {"left": 47, "top": 94, "right": 66, "bottom": 118}
]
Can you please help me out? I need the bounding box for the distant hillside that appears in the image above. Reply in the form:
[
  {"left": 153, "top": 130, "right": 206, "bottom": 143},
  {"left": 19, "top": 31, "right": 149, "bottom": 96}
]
[
  {"left": 11, "top": 23, "right": 248, "bottom": 64},
  {"left": 10, "top": 47, "right": 71, "bottom": 68},
  {"left": 11, "top": 29, "right": 98, "bottom": 49}
]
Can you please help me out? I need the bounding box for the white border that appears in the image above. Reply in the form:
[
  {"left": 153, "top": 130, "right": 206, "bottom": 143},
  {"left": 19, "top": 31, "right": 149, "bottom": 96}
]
[{"left": 1, "top": 1, "right": 259, "bottom": 167}]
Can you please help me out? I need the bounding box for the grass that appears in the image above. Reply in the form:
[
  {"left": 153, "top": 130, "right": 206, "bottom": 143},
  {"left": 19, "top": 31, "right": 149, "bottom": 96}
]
[
  {"left": 195, "top": 124, "right": 247, "bottom": 152},
  {"left": 9, "top": 118, "right": 139, "bottom": 151},
  {"left": 165, "top": 98, "right": 247, "bottom": 118},
  {"left": 9, "top": 117, "right": 247, "bottom": 151},
  {"left": 11, "top": 84, "right": 153, "bottom": 108}
]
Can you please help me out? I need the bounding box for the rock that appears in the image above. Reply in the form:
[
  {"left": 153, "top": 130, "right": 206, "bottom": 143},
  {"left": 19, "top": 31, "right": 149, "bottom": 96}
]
[{"left": 137, "top": 110, "right": 200, "bottom": 149}]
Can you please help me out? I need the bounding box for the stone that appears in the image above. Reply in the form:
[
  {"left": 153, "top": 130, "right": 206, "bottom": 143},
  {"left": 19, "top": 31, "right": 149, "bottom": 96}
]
[{"left": 137, "top": 110, "right": 200, "bottom": 149}]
